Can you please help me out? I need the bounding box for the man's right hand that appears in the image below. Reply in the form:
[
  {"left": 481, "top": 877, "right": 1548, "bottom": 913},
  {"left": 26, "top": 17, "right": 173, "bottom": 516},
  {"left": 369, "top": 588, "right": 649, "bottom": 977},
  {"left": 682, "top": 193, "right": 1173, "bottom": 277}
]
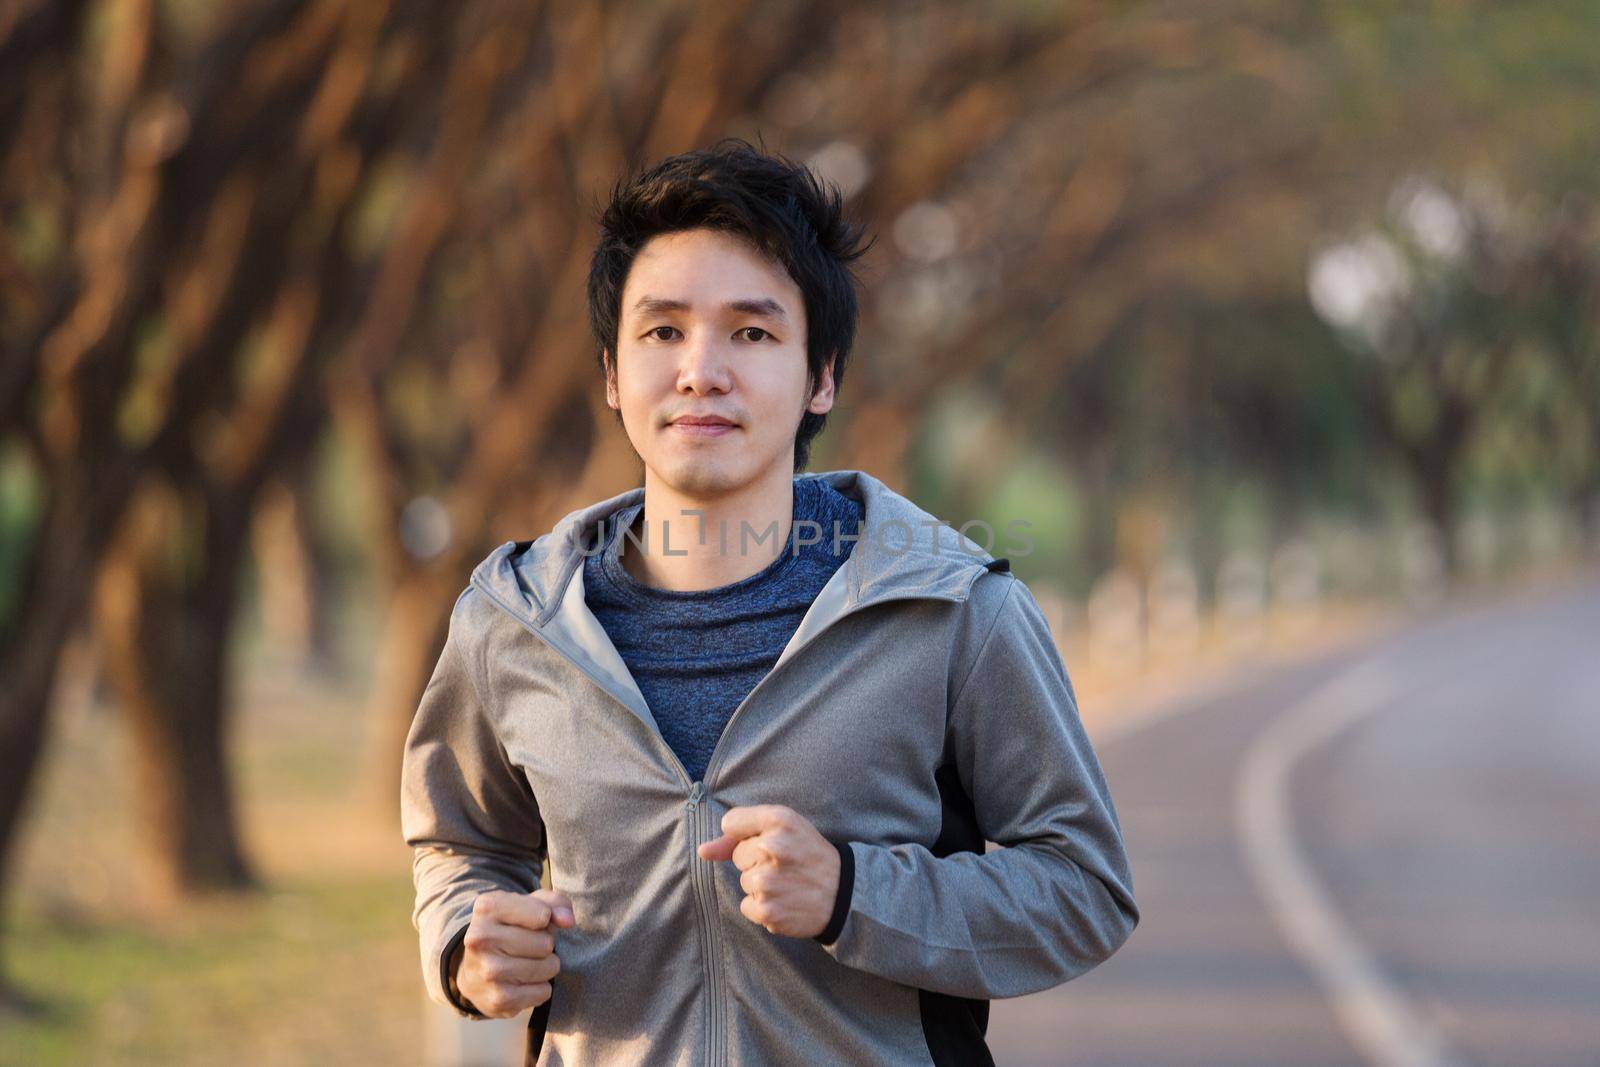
[{"left": 452, "top": 888, "right": 575, "bottom": 1018}]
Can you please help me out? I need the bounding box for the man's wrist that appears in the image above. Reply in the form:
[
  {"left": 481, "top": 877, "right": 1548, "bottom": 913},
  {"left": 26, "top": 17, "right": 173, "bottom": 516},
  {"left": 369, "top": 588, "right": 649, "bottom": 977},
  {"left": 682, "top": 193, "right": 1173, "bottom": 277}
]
[
  {"left": 812, "top": 838, "right": 855, "bottom": 945},
  {"left": 443, "top": 922, "right": 488, "bottom": 1018}
]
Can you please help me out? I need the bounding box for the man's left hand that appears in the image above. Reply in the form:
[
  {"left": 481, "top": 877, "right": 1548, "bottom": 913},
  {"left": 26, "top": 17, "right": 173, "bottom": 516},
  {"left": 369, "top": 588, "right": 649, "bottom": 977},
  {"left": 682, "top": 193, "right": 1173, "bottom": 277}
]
[{"left": 697, "top": 804, "right": 839, "bottom": 939}]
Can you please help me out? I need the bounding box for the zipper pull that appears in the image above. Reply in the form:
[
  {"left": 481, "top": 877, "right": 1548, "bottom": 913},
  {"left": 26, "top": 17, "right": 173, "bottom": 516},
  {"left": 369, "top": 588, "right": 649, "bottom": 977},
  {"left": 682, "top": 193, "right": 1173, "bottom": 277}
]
[{"left": 686, "top": 780, "right": 704, "bottom": 809}]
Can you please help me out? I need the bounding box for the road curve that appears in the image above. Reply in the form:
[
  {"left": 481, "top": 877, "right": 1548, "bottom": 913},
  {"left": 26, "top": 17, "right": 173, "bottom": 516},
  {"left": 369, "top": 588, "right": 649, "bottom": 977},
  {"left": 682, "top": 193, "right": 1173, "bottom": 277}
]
[{"left": 986, "top": 576, "right": 1600, "bottom": 1067}]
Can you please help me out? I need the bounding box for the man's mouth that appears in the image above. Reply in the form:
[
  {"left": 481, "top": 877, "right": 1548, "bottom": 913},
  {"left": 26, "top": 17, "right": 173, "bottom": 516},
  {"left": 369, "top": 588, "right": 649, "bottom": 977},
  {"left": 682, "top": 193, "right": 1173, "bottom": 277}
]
[{"left": 669, "top": 415, "right": 738, "bottom": 437}]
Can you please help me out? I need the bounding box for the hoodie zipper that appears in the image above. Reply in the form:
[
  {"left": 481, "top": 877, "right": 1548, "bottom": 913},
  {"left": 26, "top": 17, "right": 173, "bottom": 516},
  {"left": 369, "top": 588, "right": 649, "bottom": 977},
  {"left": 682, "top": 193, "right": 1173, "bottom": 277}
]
[
  {"left": 685, "top": 780, "right": 723, "bottom": 1066},
  {"left": 687, "top": 589, "right": 977, "bottom": 1067},
  {"left": 474, "top": 575, "right": 730, "bottom": 1063}
]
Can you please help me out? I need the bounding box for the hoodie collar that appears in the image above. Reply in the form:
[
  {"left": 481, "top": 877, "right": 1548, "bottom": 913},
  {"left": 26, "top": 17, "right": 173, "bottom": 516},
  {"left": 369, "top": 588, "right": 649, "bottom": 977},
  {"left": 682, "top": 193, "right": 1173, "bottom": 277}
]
[{"left": 469, "top": 468, "right": 998, "bottom": 629}]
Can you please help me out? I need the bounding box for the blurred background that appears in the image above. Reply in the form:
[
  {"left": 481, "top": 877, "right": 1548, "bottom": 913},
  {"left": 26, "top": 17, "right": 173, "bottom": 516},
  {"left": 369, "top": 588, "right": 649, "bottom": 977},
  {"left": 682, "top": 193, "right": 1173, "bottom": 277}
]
[{"left": 2, "top": 1, "right": 1597, "bottom": 1065}]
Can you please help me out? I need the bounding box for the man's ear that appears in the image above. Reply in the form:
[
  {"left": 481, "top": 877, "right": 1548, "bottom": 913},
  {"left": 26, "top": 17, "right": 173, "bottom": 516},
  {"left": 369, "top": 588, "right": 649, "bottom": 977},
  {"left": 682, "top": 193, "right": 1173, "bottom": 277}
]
[
  {"left": 807, "top": 352, "right": 837, "bottom": 415},
  {"left": 603, "top": 348, "right": 620, "bottom": 409}
]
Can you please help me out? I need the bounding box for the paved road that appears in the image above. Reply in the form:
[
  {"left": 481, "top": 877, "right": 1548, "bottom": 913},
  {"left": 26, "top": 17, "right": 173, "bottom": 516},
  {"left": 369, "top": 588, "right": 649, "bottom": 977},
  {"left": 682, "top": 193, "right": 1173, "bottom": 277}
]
[{"left": 988, "top": 577, "right": 1600, "bottom": 1067}]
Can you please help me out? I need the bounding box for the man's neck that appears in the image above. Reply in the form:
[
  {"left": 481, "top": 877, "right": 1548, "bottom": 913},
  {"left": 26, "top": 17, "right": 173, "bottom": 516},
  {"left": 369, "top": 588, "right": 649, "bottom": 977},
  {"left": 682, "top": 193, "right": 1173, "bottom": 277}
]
[{"left": 621, "top": 466, "right": 797, "bottom": 592}]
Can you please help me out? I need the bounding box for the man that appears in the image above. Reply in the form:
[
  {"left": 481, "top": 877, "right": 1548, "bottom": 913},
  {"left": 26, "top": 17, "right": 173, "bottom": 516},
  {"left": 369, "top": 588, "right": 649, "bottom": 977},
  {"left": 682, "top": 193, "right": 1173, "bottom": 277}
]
[{"left": 401, "top": 139, "right": 1139, "bottom": 1066}]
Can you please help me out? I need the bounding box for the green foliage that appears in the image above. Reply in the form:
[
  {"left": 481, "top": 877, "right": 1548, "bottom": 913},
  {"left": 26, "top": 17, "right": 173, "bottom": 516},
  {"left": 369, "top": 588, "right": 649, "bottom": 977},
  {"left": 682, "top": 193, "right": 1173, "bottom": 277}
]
[
  {"left": 985, "top": 452, "right": 1084, "bottom": 590},
  {"left": 0, "top": 440, "right": 43, "bottom": 631}
]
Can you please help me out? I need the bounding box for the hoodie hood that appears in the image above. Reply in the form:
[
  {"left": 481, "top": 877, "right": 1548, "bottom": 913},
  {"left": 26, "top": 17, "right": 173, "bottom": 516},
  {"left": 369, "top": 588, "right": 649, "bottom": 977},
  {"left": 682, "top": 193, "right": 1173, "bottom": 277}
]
[
  {"left": 470, "top": 468, "right": 1002, "bottom": 625},
  {"left": 466, "top": 469, "right": 1005, "bottom": 737}
]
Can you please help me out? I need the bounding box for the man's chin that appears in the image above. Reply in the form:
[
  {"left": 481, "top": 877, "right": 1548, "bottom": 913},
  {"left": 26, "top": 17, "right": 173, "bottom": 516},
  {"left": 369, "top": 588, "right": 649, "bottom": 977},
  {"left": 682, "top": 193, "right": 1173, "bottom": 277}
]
[{"left": 648, "top": 451, "right": 760, "bottom": 499}]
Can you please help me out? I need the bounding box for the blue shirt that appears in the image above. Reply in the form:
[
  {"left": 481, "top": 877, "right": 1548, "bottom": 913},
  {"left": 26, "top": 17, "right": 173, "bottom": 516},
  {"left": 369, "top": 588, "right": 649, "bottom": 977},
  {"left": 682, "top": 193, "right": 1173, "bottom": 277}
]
[{"left": 583, "top": 474, "right": 864, "bottom": 784}]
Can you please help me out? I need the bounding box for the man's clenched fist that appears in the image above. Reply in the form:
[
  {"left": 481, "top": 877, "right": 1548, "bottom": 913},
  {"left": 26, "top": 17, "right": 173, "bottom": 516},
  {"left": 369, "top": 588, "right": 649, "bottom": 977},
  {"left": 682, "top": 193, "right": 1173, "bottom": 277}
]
[
  {"left": 697, "top": 804, "right": 840, "bottom": 939},
  {"left": 451, "top": 888, "right": 575, "bottom": 1018}
]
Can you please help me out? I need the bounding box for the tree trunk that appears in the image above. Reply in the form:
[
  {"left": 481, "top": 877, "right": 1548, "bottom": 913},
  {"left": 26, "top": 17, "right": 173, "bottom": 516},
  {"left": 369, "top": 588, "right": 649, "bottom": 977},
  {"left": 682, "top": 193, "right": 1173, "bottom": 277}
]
[
  {"left": 1571, "top": 472, "right": 1600, "bottom": 555},
  {"left": 252, "top": 475, "right": 342, "bottom": 677},
  {"left": 0, "top": 595, "right": 75, "bottom": 1014},
  {"left": 0, "top": 459, "right": 144, "bottom": 1006},
  {"left": 1416, "top": 448, "right": 1461, "bottom": 581},
  {"left": 838, "top": 398, "right": 915, "bottom": 490},
  {"left": 359, "top": 572, "right": 457, "bottom": 824},
  {"left": 93, "top": 481, "right": 257, "bottom": 903}
]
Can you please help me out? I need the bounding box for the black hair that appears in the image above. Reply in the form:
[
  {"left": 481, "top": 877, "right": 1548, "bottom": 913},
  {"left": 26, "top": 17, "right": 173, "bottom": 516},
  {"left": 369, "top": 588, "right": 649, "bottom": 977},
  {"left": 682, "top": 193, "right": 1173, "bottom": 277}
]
[{"left": 586, "top": 137, "right": 874, "bottom": 471}]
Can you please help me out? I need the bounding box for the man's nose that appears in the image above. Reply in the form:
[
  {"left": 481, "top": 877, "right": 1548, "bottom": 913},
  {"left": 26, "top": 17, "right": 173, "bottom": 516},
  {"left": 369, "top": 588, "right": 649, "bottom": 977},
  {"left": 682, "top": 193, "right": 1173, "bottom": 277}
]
[{"left": 677, "top": 330, "right": 733, "bottom": 394}]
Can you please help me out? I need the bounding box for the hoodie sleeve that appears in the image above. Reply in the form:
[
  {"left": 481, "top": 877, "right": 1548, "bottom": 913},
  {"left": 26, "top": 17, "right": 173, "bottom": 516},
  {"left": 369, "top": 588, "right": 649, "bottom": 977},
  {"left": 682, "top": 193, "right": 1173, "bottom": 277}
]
[
  {"left": 401, "top": 586, "right": 546, "bottom": 1018},
  {"left": 819, "top": 573, "right": 1139, "bottom": 999}
]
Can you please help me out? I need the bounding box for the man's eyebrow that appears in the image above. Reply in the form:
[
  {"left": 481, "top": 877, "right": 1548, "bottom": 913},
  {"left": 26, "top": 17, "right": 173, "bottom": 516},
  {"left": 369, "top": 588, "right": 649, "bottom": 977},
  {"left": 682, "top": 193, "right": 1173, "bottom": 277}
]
[
  {"left": 630, "top": 296, "right": 790, "bottom": 325},
  {"left": 725, "top": 298, "right": 790, "bottom": 324}
]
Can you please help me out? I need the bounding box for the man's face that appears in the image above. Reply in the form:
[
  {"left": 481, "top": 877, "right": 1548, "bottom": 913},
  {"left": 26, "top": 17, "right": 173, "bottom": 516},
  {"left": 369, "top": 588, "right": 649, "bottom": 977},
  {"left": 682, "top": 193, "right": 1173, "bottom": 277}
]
[{"left": 606, "top": 227, "right": 835, "bottom": 499}]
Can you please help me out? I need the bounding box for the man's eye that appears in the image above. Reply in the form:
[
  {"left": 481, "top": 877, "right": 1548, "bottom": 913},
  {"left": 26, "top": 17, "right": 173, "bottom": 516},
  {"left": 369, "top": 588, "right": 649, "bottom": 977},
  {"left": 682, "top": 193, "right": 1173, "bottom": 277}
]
[
  {"left": 737, "top": 327, "right": 771, "bottom": 342},
  {"left": 646, "top": 326, "right": 679, "bottom": 341}
]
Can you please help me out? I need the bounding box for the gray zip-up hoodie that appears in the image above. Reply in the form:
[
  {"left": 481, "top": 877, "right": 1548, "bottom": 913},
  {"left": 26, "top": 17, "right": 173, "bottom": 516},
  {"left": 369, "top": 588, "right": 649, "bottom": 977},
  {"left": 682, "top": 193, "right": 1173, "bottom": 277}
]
[{"left": 401, "top": 468, "right": 1139, "bottom": 1066}]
